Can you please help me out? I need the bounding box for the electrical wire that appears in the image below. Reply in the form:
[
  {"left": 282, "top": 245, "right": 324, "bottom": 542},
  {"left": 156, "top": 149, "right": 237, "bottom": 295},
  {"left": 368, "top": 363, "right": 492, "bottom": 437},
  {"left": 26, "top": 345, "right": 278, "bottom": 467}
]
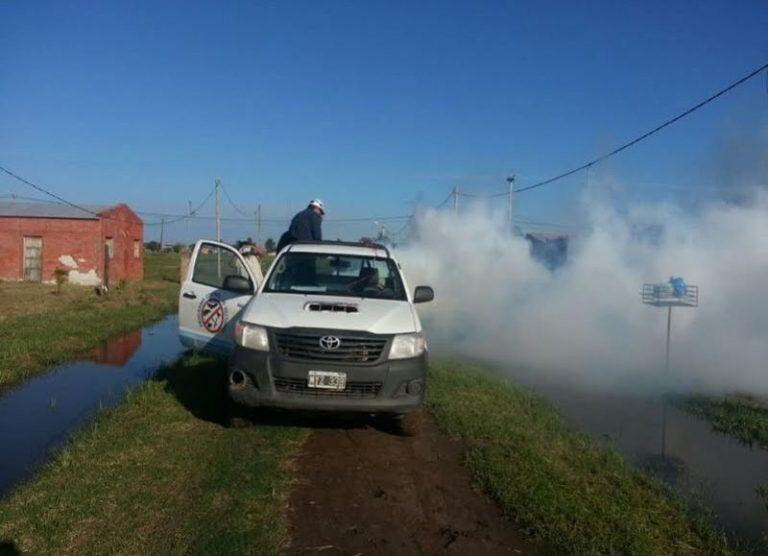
[
  {"left": 188, "top": 188, "right": 214, "bottom": 216},
  {"left": 220, "top": 182, "right": 253, "bottom": 217},
  {"left": 131, "top": 209, "right": 412, "bottom": 224},
  {"left": 0, "top": 164, "right": 107, "bottom": 218},
  {"left": 434, "top": 191, "right": 453, "bottom": 209},
  {"left": 0, "top": 166, "right": 215, "bottom": 227},
  {"left": 457, "top": 191, "right": 492, "bottom": 198},
  {"left": 3, "top": 62, "right": 764, "bottom": 233},
  {"left": 515, "top": 218, "right": 580, "bottom": 230},
  {"left": 515, "top": 61, "right": 768, "bottom": 194}
]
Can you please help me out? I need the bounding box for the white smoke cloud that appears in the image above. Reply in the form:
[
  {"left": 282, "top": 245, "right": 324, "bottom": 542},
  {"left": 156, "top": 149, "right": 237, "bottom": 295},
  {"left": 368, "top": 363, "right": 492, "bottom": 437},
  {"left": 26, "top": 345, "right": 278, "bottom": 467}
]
[{"left": 397, "top": 191, "right": 768, "bottom": 396}]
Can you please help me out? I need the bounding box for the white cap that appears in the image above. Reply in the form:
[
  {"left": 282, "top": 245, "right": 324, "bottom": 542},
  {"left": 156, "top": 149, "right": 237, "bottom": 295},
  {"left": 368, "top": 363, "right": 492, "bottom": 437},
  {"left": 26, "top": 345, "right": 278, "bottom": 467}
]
[{"left": 309, "top": 199, "right": 325, "bottom": 214}]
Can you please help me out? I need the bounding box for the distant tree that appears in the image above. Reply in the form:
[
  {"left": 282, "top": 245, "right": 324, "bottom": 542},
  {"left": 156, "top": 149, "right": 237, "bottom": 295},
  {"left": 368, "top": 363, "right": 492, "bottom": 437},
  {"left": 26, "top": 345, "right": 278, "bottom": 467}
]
[
  {"left": 265, "top": 237, "right": 276, "bottom": 251},
  {"left": 145, "top": 241, "right": 161, "bottom": 252},
  {"left": 172, "top": 242, "right": 185, "bottom": 253}
]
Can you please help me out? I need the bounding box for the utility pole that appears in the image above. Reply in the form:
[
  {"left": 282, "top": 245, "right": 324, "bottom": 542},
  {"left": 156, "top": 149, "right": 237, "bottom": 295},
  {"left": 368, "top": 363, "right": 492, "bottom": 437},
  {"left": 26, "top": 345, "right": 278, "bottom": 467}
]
[
  {"left": 506, "top": 175, "right": 516, "bottom": 234},
  {"left": 452, "top": 186, "right": 459, "bottom": 216},
  {"left": 214, "top": 178, "right": 222, "bottom": 278},
  {"left": 256, "top": 203, "right": 262, "bottom": 245},
  {"left": 186, "top": 200, "right": 192, "bottom": 246},
  {"left": 215, "top": 178, "right": 222, "bottom": 242},
  {"left": 159, "top": 217, "right": 165, "bottom": 250}
]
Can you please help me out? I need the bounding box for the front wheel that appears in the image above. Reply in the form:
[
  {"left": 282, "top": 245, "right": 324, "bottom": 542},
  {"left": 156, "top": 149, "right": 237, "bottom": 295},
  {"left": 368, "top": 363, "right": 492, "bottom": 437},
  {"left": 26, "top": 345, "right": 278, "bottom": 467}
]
[
  {"left": 378, "top": 411, "right": 421, "bottom": 437},
  {"left": 225, "top": 397, "right": 252, "bottom": 428},
  {"left": 397, "top": 412, "right": 422, "bottom": 436}
]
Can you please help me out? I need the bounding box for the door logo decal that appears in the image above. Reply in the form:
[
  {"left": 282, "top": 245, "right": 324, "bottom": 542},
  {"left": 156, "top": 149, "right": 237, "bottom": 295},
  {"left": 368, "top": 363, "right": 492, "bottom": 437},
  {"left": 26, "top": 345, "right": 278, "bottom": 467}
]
[{"left": 198, "top": 297, "right": 227, "bottom": 333}]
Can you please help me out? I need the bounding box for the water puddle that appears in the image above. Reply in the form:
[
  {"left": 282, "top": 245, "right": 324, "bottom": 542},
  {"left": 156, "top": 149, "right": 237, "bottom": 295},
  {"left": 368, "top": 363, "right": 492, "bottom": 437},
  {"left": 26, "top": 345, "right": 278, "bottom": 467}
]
[
  {"left": 0, "top": 315, "right": 185, "bottom": 497},
  {"left": 516, "top": 374, "right": 768, "bottom": 542}
]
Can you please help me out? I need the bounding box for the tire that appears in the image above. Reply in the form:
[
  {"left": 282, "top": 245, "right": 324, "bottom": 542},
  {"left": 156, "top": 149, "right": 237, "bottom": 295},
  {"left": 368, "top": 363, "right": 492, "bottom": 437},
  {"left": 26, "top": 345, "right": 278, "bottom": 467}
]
[
  {"left": 225, "top": 397, "right": 252, "bottom": 429},
  {"left": 381, "top": 411, "right": 421, "bottom": 437},
  {"left": 400, "top": 412, "right": 422, "bottom": 436}
]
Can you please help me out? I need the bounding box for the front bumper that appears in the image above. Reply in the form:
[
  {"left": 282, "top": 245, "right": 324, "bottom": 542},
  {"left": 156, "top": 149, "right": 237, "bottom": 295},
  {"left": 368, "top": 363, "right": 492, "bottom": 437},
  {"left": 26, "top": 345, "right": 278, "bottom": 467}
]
[{"left": 228, "top": 346, "right": 427, "bottom": 414}]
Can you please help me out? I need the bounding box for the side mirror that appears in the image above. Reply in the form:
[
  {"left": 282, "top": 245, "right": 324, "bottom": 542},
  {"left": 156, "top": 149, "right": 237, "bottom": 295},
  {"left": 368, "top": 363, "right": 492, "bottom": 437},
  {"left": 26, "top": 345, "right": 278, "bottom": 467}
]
[
  {"left": 223, "top": 275, "right": 253, "bottom": 294},
  {"left": 413, "top": 286, "right": 434, "bottom": 304}
]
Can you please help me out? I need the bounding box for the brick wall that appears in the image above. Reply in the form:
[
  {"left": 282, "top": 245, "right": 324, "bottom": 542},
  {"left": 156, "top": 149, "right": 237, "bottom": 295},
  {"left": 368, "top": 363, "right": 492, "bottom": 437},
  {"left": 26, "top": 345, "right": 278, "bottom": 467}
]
[
  {"left": 100, "top": 204, "right": 144, "bottom": 282},
  {"left": 0, "top": 204, "right": 144, "bottom": 284},
  {"left": 0, "top": 217, "right": 102, "bottom": 283}
]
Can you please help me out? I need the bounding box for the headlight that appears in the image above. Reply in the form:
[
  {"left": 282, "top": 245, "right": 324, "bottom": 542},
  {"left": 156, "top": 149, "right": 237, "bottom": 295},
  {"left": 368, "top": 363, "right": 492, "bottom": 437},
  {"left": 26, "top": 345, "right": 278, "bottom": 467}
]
[
  {"left": 388, "top": 332, "right": 426, "bottom": 360},
  {"left": 234, "top": 322, "right": 269, "bottom": 351}
]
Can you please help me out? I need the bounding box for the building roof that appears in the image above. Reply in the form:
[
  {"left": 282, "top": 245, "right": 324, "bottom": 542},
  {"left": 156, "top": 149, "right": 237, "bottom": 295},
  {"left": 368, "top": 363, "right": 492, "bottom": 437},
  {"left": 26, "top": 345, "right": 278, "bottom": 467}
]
[
  {"left": 525, "top": 232, "right": 569, "bottom": 241},
  {"left": 0, "top": 201, "right": 115, "bottom": 220}
]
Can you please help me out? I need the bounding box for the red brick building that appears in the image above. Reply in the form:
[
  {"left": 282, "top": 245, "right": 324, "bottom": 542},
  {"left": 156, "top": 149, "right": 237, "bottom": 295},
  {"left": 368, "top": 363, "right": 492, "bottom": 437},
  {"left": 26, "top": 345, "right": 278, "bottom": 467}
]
[{"left": 0, "top": 201, "right": 143, "bottom": 285}]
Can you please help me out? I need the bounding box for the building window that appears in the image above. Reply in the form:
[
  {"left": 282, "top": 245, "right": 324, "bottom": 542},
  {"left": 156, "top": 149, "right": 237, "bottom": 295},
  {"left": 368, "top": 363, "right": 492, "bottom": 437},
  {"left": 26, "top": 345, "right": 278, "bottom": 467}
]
[
  {"left": 133, "top": 240, "right": 140, "bottom": 258},
  {"left": 105, "top": 237, "right": 114, "bottom": 259}
]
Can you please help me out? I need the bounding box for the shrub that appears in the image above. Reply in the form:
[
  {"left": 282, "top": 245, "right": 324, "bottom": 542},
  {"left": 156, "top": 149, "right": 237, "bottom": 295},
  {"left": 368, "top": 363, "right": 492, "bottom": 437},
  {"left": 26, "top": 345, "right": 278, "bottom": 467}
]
[{"left": 53, "top": 268, "right": 69, "bottom": 295}]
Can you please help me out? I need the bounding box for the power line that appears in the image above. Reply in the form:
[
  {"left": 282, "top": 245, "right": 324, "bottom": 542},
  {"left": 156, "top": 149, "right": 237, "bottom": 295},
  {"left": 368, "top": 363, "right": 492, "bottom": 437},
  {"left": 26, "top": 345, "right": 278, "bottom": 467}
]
[
  {"left": 515, "top": 61, "right": 768, "bottom": 194},
  {"left": 515, "top": 217, "right": 580, "bottom": 230},
  {"left": 5, "top": 62, "right": 764, "bottom": 235},
  {"left": 156, "top": 187, "right": 217, "bottom": 225},
  {"left": 189, "top": 188, "right": 215, "bottom": 216},
  {"left": 0, "top": 165, "right": 171, "bottom": 226},
  {"left": 0, "top": 163, "right": 108, "bottom": 218},
  {"left": 131, "top": 209, "right": 411, "bottom": 224},
  {"left": 434, "top": 191, "right": 453, "bottom": 209},
  {"left": 220, "top": 182, "right": 252, "bottom": 217},
  {"left": 457, "top": 191, "right": 494, "bottom": 198},
  {"left": 0, "top": 166, "right": 215, "bottom": 227}
]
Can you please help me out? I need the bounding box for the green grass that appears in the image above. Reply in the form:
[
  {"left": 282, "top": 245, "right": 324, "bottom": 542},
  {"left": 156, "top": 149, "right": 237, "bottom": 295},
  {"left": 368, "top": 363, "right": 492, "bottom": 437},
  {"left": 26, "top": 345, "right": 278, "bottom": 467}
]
[
  {"left": 0, "top": 253, "right": 180, "bottom": 392},
  {"left": 427, "top": 361, "right": 732, "bottom": 555},
  {"left": 678, "top": 395, "right": 768, "bottom": 450},
  {"left": 0, "top": 354, "right": 306, "bottom": 556},
  {"left": 143, "top": 251, "right": 182, "bottom": 282},
  {"left": 757, "top": 485, "right": 768, "bottom": 514}
]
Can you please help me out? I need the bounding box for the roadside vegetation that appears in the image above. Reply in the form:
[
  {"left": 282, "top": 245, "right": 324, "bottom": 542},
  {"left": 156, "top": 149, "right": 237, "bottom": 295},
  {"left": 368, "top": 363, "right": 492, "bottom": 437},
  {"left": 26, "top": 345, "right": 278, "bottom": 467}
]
[
  {"left": 427, "top": 361, "right": 732, "bottom": 555},
  {"left": 678, "top": 395, "right": 768, "bottom": 450},
  {"left": 0, "top": 252, "right": 180, "bottom": 392},
  {"left": 757, "top": 484, "right": 768, "bottom": 514},
  {"left": 0, "top": 354, "right": 306, "bottom": 556}
]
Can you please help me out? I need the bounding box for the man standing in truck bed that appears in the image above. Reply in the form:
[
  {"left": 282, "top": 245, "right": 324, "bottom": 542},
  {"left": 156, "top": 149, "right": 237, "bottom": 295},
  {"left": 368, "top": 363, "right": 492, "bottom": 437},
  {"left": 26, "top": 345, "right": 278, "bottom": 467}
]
[{"left": 276, "top": 199, "right": 325, "bottom": 252}]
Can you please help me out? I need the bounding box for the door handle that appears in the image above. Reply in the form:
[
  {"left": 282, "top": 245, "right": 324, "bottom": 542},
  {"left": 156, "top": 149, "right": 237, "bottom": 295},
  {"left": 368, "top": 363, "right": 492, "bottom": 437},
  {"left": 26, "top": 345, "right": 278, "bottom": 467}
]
[{"left": 182, "top": 292, "right": 197, "bottom": 299}]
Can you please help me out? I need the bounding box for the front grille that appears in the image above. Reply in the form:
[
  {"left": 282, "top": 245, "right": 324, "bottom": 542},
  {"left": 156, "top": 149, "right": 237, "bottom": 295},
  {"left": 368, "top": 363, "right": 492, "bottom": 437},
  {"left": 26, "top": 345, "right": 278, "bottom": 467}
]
[
  {"left": 274, "top": 331, "right": 388, "bottom": 363},
  {"left": 274, "top": 377, "right": 382, "bottom": 398}
]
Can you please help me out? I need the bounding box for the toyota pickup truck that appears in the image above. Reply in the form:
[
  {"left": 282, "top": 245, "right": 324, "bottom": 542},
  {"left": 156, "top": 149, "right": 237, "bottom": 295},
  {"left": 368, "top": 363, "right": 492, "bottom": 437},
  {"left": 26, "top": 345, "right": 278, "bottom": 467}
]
[{"left": 178, "top": 239, "right": 434, "bottom": 432}]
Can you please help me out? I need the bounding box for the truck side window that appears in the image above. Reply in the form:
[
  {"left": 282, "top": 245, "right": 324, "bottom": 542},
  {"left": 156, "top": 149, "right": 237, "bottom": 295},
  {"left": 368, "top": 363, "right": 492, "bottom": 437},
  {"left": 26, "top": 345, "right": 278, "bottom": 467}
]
[{"left": 193, "top": 243, "right": 249, "bottom": 289}]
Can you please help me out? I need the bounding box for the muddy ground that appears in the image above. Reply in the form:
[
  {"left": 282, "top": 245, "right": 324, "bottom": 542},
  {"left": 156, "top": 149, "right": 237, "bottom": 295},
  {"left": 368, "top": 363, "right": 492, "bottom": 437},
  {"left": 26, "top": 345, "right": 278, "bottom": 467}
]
[{"left": 283, "top": 412, "right": 534, "bottom": 556}]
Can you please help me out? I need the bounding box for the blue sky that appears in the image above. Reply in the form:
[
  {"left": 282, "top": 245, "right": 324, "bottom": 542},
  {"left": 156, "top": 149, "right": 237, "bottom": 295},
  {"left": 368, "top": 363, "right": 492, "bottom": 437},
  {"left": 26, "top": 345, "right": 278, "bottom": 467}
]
[{"left": 1, "top": 1, "right": 766, "bottom": 242}]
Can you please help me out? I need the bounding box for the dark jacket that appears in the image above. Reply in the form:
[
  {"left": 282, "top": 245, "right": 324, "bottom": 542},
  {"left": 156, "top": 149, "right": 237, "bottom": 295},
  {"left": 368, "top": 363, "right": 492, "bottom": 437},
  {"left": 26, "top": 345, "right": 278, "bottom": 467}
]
[{"left": 277, "top": 207, "right": 322, "bottom": 252}]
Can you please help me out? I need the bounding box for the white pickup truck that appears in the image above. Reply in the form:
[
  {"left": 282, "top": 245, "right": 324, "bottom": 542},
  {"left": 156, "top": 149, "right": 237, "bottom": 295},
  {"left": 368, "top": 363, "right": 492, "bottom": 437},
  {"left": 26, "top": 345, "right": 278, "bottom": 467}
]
[{"left": 178, "top": 239, "right": 434, "bottom": 429}]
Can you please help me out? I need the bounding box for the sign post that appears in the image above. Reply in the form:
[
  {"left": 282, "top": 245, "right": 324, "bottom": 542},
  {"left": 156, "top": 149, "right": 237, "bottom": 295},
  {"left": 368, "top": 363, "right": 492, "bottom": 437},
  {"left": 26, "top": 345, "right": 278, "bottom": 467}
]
[
  {"left": 641, "top": 278, "right": 699, "bottom": 375},
  {"left": 642, "top": 278, "right": 699, "bottom": 459}
]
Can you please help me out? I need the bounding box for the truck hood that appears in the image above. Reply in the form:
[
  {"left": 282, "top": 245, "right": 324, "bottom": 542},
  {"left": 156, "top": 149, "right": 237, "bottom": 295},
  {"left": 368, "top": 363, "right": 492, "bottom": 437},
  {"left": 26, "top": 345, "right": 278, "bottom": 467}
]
[{"left": 241, "top": 293, "right": 418, "bottom": 334}]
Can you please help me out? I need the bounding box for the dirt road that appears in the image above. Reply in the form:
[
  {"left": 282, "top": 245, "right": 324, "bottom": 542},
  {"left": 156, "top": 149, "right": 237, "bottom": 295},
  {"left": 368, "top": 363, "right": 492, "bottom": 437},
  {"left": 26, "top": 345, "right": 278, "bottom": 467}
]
[{"left": 283, "top": 412, "right": 533, "bottom": 555}]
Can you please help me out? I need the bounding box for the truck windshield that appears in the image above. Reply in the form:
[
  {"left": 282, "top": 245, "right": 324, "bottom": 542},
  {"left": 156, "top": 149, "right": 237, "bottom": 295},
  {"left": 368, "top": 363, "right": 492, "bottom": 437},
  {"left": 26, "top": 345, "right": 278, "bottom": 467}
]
[{"left": 264, "top": 252, "right": 407, "bottom": 300}]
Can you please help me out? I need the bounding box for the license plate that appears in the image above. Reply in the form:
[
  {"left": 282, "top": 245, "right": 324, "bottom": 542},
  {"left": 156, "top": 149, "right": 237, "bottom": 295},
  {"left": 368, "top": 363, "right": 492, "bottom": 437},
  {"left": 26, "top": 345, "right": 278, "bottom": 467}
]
[{"left": 307, "top": 370, "right": 347, "bottom": 390}]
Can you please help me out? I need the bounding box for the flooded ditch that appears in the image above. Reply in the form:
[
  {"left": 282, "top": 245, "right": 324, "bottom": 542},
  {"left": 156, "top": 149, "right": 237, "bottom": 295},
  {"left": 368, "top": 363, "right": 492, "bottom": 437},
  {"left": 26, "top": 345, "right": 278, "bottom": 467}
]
[
  {"left": 0, "top": 315, "right": 185, "bottom": 497},
  {"left": 511, "top": 369, "right": 768, "bottom": 544}
]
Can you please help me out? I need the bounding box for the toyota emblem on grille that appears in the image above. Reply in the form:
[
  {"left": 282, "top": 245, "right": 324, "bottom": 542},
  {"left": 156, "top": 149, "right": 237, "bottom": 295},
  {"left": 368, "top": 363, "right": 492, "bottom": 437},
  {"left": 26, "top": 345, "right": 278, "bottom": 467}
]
[{"left": 319, "top": 335, "right": 341, "bottom": 351}]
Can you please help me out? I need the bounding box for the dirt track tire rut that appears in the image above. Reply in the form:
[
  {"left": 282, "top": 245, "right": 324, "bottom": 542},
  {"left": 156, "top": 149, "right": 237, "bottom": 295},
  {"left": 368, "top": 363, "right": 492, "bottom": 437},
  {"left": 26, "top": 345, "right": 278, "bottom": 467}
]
[{"left": 283, "top": 411, "right": 533, "bottom": 555}]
